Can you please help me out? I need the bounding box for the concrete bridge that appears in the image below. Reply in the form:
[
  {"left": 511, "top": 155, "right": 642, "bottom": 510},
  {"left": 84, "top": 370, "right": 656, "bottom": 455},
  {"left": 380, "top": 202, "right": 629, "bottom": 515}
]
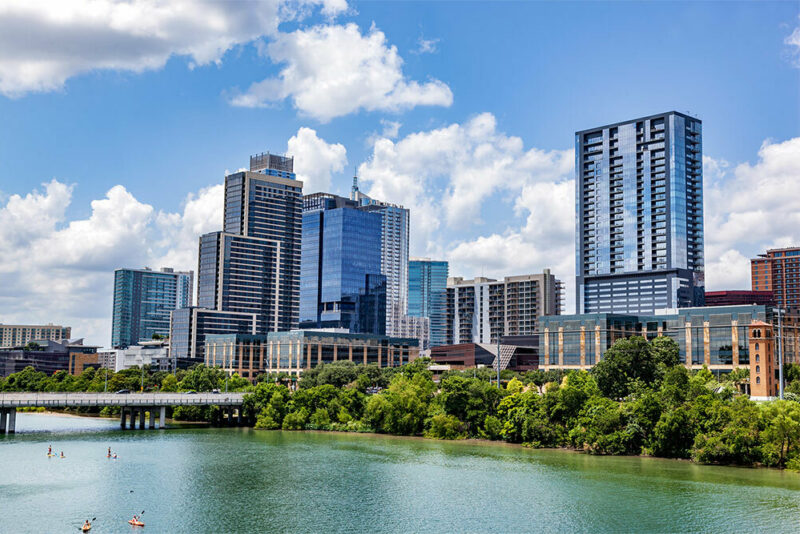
[{"left": 0, "top": 392, "right": 245, "bottom": 433}]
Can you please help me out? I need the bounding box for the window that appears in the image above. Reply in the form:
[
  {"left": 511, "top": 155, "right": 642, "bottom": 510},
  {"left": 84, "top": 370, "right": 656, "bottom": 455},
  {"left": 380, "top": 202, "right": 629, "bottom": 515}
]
[
  {"left": 757, "top": 376, "right": 761, "bottom": 384},
  {"left": 756, "top": 365, "right": 760, "bottom": 373},
  {"left": 756, "top": 354, "right": 760, "bottom": 363}
]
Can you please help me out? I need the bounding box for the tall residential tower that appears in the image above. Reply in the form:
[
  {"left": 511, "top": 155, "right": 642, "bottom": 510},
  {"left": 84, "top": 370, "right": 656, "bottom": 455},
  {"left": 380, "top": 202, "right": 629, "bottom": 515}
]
[
  {"left": 575, "top": 111, "right": 704, "bottom": 314},
  {"left": 408, "top": 258, "right": 448, "bottom": 348}
]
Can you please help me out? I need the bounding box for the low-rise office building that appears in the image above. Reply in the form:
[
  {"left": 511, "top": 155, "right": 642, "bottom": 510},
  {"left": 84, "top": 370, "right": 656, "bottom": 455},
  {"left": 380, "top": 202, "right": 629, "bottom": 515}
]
[
  {"left": 0, "top": 339, "right": 98, "bottom": 377},
  {"left": 538, "top": 304, "right": 799, "bottom": 374},
  {"left": 114, "top": 341, "right": 172, "bottom": 372},
  {"left": 704, "top": 290, "right": 775, "bottom": 307},
  {"left": 429, "top": 335, "right": 539, "bottom": 373},
  {"left": 205, "top": 330, "right": 419, "bottom": 380}
]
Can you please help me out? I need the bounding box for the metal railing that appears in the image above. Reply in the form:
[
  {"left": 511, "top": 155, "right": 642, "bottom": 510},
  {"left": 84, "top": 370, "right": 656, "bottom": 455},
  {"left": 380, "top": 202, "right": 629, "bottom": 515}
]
[{"left": 0, "top": 392, "right": 245, "bottom": 408}]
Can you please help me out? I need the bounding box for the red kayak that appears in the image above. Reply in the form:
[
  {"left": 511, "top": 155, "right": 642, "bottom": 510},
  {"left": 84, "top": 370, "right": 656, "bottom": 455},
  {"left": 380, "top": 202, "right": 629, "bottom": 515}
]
[{"left": 128, "top": 520, "right": 145, "bottom": 527}]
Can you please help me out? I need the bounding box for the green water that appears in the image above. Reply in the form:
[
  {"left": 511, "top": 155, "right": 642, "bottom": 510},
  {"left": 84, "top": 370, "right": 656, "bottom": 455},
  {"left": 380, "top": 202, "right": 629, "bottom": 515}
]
[{"left": 2, "top": 413, "right": 800, "bottom": 533}]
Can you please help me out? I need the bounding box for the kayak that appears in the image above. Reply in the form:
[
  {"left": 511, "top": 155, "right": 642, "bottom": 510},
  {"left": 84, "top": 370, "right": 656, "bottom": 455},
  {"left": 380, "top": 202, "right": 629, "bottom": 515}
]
[
  {"left": 82, "top": 525, "right": 91, "bottom": 532},
  {"left": 128, "top": 520, "right": 145, "bottom": 527}
]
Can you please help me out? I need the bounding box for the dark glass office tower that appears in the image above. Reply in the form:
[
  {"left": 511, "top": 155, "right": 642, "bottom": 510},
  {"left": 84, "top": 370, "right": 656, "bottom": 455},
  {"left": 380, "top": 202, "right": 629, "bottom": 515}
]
[
  {"left": 575, "top": 111, "right": 704, "bottom": 314},
  {"left": 195, "top": 152, "right": 302, "bottom": 335},
  {"left": 300, "top": 193, "right": 386, "bottom": 334}
]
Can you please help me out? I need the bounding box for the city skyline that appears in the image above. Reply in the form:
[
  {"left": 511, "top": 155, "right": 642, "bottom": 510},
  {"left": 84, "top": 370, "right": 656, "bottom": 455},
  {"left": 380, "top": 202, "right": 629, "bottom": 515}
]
[{"left": 0, "top": 1, "right": 799, "bottom": 346}]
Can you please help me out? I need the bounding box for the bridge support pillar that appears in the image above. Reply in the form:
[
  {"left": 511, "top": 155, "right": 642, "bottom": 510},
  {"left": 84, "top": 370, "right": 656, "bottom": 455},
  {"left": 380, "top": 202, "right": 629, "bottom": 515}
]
[
  {"left": 7, "top": 408, "right": 15, "bottom": 434},
  {"left": 159, "top": 406, "right": 166, "bottom": 429},
  {"left": 120, "top": 408, "right": 127, "bottom": 429},
  {"left": 138, "top": 409, "right": 146, "bottom": 430},
  {"left": 227, "top": 406, "right": 233, "bottom": 425},
  {"left": 148, "top": 409, "right": 155, "bottom": 429},
  {"left": 237, "top": 408, "right": 242, "bottom": 426},
  {"left": 129, "top": 409, "right": 137, "bottom": 430},
  {"left": 0, "top": 408, "right": 7, "bottom": 433}
]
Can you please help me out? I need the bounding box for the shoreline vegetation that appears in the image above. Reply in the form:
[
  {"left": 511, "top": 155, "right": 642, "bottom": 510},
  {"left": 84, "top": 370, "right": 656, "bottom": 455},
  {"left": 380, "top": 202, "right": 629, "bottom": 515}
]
[{"left": 4, "top": 336, "right": 800, "bottom": 470}]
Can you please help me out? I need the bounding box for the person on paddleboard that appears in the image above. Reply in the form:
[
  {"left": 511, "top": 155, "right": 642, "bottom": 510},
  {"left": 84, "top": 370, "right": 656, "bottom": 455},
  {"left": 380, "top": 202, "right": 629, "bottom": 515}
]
[
  {"left": 107, "top": 447, "right": 111, "bottom": 457},
  {"left": 48, "top": 445, "right": 52, "bottom": 455},
  {"left": 60, "top": 451, "right": 65, "bottom": 458}
]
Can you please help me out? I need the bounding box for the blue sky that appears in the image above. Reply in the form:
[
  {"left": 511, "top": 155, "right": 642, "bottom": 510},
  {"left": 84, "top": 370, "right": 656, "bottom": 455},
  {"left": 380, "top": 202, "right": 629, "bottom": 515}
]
[{"left": 0, "top": 0, "right": 798, "bottom": 345}]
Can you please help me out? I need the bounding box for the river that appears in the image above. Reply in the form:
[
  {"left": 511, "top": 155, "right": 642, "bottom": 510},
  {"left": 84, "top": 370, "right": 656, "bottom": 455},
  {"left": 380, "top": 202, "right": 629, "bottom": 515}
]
[{"left": 1, "top": 412, "right": 799, "bottom": 533}]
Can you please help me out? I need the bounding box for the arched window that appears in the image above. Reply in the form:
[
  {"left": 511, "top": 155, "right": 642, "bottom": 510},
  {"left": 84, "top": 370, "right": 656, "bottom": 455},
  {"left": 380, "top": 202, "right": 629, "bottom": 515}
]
[
  {"left": 756, "top": 354, "right": 760, "bottom": 363},
  {"left": 757, "top": 376, "right": 761, "bottom": 384},
  {"left": 756, "top": 365, "right": 760, "bottom": 373},
  {"left": 755, "top": 343, "right": 759, "bottom": 351}
]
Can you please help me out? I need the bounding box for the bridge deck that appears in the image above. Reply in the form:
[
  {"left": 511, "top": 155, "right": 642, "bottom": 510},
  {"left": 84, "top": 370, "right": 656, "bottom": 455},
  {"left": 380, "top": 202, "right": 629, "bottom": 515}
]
[{"left": 0, "top": 392, "right": 245, "bottom": 408}]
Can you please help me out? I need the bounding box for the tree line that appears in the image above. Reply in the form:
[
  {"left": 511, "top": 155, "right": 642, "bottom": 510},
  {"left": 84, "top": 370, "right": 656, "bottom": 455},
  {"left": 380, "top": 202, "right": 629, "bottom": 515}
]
[{"left": 3, "top": 336, "right": 800, "bottom": 468}]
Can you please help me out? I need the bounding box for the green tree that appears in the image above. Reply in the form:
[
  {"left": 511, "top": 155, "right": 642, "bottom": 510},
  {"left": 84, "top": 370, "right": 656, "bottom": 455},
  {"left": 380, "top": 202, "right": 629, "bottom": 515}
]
[
  {"left": 650, "top": 336, "right": 680, "bottom": 368},
  {"left": 760, "top": 400, "right": 800, "bottom": 467},
  {"left": 592, "top": 337, "right": 658, "bottom": 399},
  {"left": 649, "top": 406, "right": 694, "bottom": 458}
]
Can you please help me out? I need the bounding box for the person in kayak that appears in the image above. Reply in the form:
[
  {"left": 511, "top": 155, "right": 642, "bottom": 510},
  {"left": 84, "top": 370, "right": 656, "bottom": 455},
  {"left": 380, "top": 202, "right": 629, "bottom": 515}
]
[
  {"left": 131, "top": 514, "right": 141, "bottom": 524},
  {"left": 48, "top": 445, "right": 52, "bottom": 455},
  {"left": 82, "top": 519, "right": 91, "bottom": 530},
  {"left": 60, "top": 451, "right": 65, "bottom": 458},
  {"left": 113, "top": 453, "right": 118, "bottom": 459}
]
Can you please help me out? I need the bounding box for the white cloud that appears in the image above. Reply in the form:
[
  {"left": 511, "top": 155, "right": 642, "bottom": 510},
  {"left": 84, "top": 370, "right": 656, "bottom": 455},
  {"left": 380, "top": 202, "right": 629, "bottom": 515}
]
[
  {"left": 287, "top": 127, "right": 347, "bottom": 193},
  {"left": 358, "top": 112, "right": 573, "bottom": 253},
  {"left": 704, "top": 137, "right": 800, "bottom": 290},
  {"left": 0, "top": 0, "right": 347, "bottom": 96},
  {"left": 229, "top": 23, "right": 453, "bottom": 121},
  {"left": 0, "top": 179, "right": 224, "bottom": 347},
  {"left": 785, "top": 18, "right": 800, "bottom": 67},
  {"left": 414, "top": 36, "right": 440, "bottom": 55}
]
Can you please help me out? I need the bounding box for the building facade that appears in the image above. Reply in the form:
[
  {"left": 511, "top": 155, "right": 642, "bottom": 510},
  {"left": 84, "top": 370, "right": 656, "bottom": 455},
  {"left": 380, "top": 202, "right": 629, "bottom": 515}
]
[
  {"left": 351, "top": 177, "right": 410, "bottom": 336},
  {"left": 300, "top": 193, "right": 386, "bottom": 334},
  {"left": 704, "top": 290, "right": 775, "bottom": 307},
  {"left": 408, "top": 259, "right": 448, "bottom": 349},
  {"left": 205, "top": 330, "right": 419, "bottom": 380},
  {"left": 169, "top": 307, "right": 257, "bottom": 363},
  {"left": 114, "top": 341, "right": 172, "bottom": 372},
  {"left": 751, "top": 247, "right": 800, "bottom": 309},
  {"left": 576, "top": 111, "right": 704, "bottom": 314},
  {"left": 445, "top": 271, "right": 562, "bottom": 345},
  {"left": 0, "top": 339, "right": 97, "bottom": 377},
  {"left": 538, "top": 304, "right": 799, "bottom": 374},
  {"left": 111, "top": 267, "right": 193, "bottom": 348},
  {"left": 0, "top": 324, "right": 71, "bottom": 348},
  {"left": 175, "top": 151, "right": 302, "bottom": 360},
  {"left": 430, "top": 337, "right": 539, "bottom": 372}
]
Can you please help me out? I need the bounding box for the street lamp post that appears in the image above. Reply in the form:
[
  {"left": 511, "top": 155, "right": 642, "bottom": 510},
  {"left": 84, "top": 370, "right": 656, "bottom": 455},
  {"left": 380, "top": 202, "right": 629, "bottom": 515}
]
[{"left": 496, "top": 337, "right": 501, "bottom": 389}]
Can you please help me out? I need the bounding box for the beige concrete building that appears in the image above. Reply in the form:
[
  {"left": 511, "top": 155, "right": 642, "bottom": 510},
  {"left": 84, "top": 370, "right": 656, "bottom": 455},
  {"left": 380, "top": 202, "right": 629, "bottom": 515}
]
[{"left": 0, "top": 324, "right": 71, "bottom": 348}]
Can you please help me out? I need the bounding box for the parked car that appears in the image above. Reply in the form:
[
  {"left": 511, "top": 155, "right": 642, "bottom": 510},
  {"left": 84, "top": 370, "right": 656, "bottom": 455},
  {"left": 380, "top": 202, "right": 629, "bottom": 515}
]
[
  {"left": 211, "top": 389, "right": 221, "bottom": 394},
  {"left": 183, "top": 390, "right": 197, "bottom": 394},
  {"left": 115, "top": 389, "right": 131, "bottom": 394}
]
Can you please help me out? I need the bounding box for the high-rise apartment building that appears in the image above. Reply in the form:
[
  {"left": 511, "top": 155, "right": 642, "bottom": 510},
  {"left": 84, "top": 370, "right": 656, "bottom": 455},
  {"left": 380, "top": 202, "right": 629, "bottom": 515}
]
[
  {"left": 408, "top": 258, "right": 448, "bottom": 348},
  {"left": 0, "top": 323, "right": 72, "bottom": 348},
  {"left": 751, "top": 246, "right": 800, "bottom": 308},
  {"left": 172, "top": 151, "right": 302, "bottom": 360},
  {"left": 300, "top": 193, "right": 386, "bottom": 334},
  {"left": 445, "top": 271, "right": 562, "bottom": 345},
  {"left": 196, "top": 152, "right": 302, "bottom": 333},
  {"left": 575, "top": 111, "right": 704, "bottom": 314},
  {"left": 351, "top": 177, "right": 410, "bottom": 336},
  {"left": 111, "top": 267, "right": 193, "bottom": 348}
]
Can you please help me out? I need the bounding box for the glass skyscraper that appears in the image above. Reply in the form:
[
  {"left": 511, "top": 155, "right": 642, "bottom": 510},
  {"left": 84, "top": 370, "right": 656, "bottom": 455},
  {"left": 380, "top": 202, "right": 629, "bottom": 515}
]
[
  {"left": 351, "top": 177, "right": 409, "bottom": 336},
  {"left": 300, "top": 193, "right": 386, "bottom": 334},
  {"left": 111, "top": 267, "right": 193, "bottom": 348},
  {"left": 408, "top": 258, "right": 448, "bottom": 348},
  {"left": 575, "top": 111, "right": 704, "bottom": 314}
]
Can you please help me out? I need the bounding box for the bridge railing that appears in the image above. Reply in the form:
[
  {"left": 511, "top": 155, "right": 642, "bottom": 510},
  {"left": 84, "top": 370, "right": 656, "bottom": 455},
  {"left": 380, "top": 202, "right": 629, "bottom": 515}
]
[{"left": 0, "top": 392, "right": 245, "bottom": 408}]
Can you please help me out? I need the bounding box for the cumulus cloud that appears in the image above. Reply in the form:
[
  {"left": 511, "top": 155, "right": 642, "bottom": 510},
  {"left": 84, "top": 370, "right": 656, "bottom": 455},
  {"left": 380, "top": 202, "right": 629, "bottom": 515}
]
[
  {"left": 287, "top": 127, "right": 347, "bottom": 193},
  {"left": 0, "top": 179, "right": 223, "bottom": 346},
  {"left": 0, "top": 0, "right": 347, "bottom": 96},
  {"left": 358, "top": 112, "right": 573, "bottom": 254},
  {"left": 704, "top": 137, "right": 800, "bottom": 290},
  {"left": 229, "top": 23, "right": 453, "bottom": 121}
]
